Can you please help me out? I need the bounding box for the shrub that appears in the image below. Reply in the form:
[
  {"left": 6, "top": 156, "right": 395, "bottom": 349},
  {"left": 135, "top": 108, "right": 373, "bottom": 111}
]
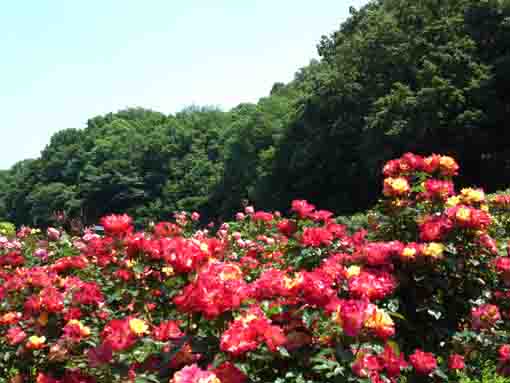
[
  {"left": 0, "top": 153, "right": 509, "bottom": 382},
  {"left": 459, "top": 362, "right": 510, "bottom": 383},
  {"left": 0, "top": 221, "right": 16, "bottom": 237}
]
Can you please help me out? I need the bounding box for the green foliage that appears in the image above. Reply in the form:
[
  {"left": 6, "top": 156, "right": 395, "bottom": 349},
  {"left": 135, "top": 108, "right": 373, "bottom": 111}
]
[
  {"left": 0, "top": 222, "right": 15, "bottom": 237},
  {"left": 336, "top": 213, "right": 370, "bottom": 233},
  {"left": 3, "top": 152, "right": 510, "bottom": 382},
  {"left": 2, "top": 0, "right": 510, "bottom": 227},
  {"left": 459, "top": 361, "right": 510, "bottom": 383},
  {"left": 267, "top": 0, "right": 510, "bottom": 215}
]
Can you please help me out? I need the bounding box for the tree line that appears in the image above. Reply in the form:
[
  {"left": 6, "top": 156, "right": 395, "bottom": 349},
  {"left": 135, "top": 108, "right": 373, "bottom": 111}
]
[{"left": 2, "top": 0, "right": 510, "bottom": 227}]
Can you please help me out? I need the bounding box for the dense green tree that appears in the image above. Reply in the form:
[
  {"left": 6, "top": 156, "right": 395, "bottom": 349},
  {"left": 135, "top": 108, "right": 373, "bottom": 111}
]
[
  {"left": 264, "top": 0, "right": 510, "bottom": 214},
  {"left": 26, "top": 183, "right": 80, "bottom": 227},
  {"left": 2, "top": 0, "right": 510, "bottom": 226},
  {"left": 211, "top": 93, "right": 294, "bottom": 216}
]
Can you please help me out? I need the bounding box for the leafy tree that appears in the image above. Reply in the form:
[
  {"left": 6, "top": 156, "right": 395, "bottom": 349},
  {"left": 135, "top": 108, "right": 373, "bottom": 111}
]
[{"left": 3, "top": 0, "right": 510, "bottom": 227}]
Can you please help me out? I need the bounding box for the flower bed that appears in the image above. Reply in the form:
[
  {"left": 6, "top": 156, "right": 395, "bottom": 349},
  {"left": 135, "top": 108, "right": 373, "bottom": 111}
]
[{"left": 1, "top": 153, "right": 510, "bottom": 382}]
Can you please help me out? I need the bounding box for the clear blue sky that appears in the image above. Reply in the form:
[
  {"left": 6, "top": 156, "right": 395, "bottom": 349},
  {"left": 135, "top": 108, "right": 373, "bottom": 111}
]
[{"left": 0, "top": 0, "right": 369, "bottom": 169}]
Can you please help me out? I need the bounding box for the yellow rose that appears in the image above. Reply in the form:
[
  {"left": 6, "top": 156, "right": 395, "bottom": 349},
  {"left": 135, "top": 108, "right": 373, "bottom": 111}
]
[
  {"left": 455, "top": 207, "right": 471, "bottom": 222},
  {"left": 346, "top": 265, "right": 361, "bottom": 278},
  {"left": 446, "top": 196, "right": 461, "bottom": 208},
  {"left": 423, "top": 242, "right": 445, "bottom": 259},
  {"left": 129, "top": 318, "right": 149, "bottom": 336},
  {"left": 26, "top": 335, "right": 46, "bottom": 349},
  {"left": 401, "top": 247, "right": 417, "bottom": 259},
  {"left": 391, "top": 178, "right": 410, "bottom": 194},
  {"left": 439, "top": 156, "right": 456, "bottom": 168},
  {"left": 365, "top": 307, "right": 394, "bottom": 329},
  {"left": 461, "top": 188, "right": 485, "bottom": 204}
]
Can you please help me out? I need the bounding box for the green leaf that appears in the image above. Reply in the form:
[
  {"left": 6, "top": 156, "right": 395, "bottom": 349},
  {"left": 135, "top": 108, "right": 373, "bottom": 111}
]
[
  {"left": 427, "top": 309, "right": 443, "bottom": 320},
  {"left": 278, "top": 346, "right": 291, "bottom": 358},
  {"left": 335, "top": 343, "right": 354, "bottom": 362},
  {"left": 388, "top": 311, "right": 407, "bottom": 321},
  {"left": 433, "top": 367, "right": 449, "bottom": 381}
]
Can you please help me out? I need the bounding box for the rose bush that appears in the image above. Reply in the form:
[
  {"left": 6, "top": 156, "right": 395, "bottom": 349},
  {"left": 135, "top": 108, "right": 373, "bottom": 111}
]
[{"left": 1, "top": 153, "right": 510, "bottom": 382}]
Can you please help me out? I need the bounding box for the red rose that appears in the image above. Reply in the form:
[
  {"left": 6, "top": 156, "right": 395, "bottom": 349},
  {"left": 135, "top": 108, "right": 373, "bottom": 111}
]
[
  {"left": 499, "top": 344, "right": 510, "bottom": 362},
  {"left": 100, "top": 214, "right": 133, "bottom": 236},
  {"left": 448, "top": 354, "right": 465, "bottom": 370},
  {"left": 291, "top": 200, "right": 315, "bottom": 219},
  {"left": 409, "top": 349, "right": 437, "bottom": 375}
]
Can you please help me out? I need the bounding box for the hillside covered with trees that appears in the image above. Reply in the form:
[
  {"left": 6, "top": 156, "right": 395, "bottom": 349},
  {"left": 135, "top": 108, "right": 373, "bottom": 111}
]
[{"left": 2, "top": 0, "right": 510, "bottom": 227}]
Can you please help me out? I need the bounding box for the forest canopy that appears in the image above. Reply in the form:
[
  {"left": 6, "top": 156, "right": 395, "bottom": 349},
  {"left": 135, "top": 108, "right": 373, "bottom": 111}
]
[{"left": 2, "top": 0, "right": 510, "bottom": 227}]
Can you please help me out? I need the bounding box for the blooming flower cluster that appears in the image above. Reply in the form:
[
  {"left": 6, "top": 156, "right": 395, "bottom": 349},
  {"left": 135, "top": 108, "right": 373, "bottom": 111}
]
[
  {"left": 220, "top": 306, "right": 286, "bottom": 356},
  {"left": 1, "top": 153, "right": 510, "bottom": 382}
]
